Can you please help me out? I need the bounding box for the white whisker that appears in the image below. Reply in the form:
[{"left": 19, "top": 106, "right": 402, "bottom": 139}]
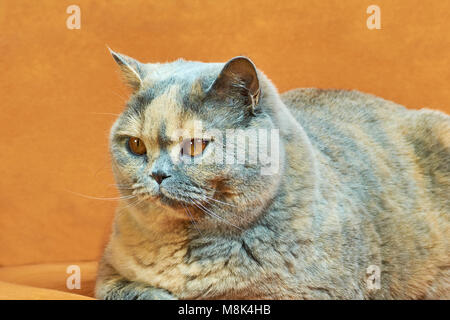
[
  {"left": 191, "top": 199, "right": 242, "bottom": 231},
  {"left": 65, "top": 189, "right": 135, "bottom": 201},
  {"left": 88, "top": 112, "right": 121, "bottom": 116},
  {"left": 202, "top": 195, "right": 237, "bottom": 207},
  {"left": 181, "top": 203, "right": 202, "bottom": 235}
]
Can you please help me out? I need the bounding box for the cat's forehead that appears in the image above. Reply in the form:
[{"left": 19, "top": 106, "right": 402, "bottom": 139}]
[
  {"left": 139, "top": 59, "right": 222, "bottom": 108},
  {"left": 141, "top": 84, "right": 187, "bottom": 142},
  {"left": 121, "top": 64, "right": 220, "bottom": 144},
  {"left": 150, "top": 59, "right": 222, "bottom": 82}
]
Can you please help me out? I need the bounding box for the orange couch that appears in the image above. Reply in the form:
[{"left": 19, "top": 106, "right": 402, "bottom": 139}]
[
  {"left": 1, "top": 0, "right": 449, "bottom": 299},
  {"left": 0, "top": 262, "right": 96, "bottom": 299}
]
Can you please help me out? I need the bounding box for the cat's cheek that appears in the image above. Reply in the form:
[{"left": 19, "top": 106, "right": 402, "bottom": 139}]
[
  {"left": 148, "top": 182, "right": 160, "bottom": 196},
  {"left": 168, "top": 144, "right": 183, "bottom": 165},
  {"left": 110, "top": 144, "right": 131, "bottom": 167},
  {"left": 190, "top": 143, "right": 217, "bottom": 167}
]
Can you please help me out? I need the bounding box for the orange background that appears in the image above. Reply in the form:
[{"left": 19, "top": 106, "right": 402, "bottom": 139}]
[{"left": 1, "top": 0, "right": 449, "bottom": 267}]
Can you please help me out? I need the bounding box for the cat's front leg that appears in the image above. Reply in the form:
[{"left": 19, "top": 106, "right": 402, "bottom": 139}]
[
  {"left": 99, "top": 278, "right": 176, "bottom": 300},
  {"left": 96, "top": 261, "right": 177, "bottom": 300}
]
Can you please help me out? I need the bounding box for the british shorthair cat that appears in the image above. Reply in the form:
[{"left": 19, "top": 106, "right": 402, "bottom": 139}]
[{"left": 96, "top": 50, "right": 449, "bottom": 299}]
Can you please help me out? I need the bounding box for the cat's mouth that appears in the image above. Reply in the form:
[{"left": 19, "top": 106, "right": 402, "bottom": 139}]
[
  {"left": 128, "top": 182, "right": 213, "bottom": 211},
  {"left": 136, "top": 186, "right": 192, "bottom": 210},
  {"left": 156, "top": 189, "right": 186, "bottom": 209}
]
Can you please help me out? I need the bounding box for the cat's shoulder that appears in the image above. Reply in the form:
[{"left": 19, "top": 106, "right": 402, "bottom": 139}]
[
  {"left": 280, "top": 88, "right": 397, "bottom": 111},
  {"left": 279, "top": 88, "right": 407, "bottom": 127},
  {"left": 280, "top": 88, "right": 450, "bottom": 124},
  {"left": 280, "top": 88, "right": 450, "bottom": 147}
]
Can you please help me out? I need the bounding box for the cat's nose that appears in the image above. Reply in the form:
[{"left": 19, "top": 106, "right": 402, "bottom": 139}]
[{"left": 151, "top": 170, "right": 171, "bottom": 185}]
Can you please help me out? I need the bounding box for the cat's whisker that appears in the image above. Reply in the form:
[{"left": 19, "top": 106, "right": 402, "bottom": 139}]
[
  {"left": 191, "top": 199, "right": 242, "bottom": 231},
  {"left": 116, "top": 186, "right": 136, "bottom": 191},
  {"left": 88, "top": 112, "right": 121, "bottom": 116},
  {"left": 114, "top": 198, "right": 146, "bottom": 220},
  {"left": 188, "top": 183, "right": 231, "bottom": 196},
  {"left": 109, "top": 183, "right": 133, "bottom": 187},
  {"left": 198, "top": 183, "right": 240, "bottom": 196},
  {"left": 202, "top": 197, "right": 292, "bottom": 241},
  {"left": 65, "top": 189, "right": 135, "bottom": 201},
  {"left": 111, "top": 183, "right": 135, "bottom": 191},
  {"left": 190, "top": 201, "right": 219, "bottom": 223},
  {"left": 109, "top": 90, "right": 129, "bottom": 104},
  {"left": 181, "top": 203, "right": 202, "bottom": 235},
  {"left": 121, "top": 196, "right": 147, "bottom": 210},
  {"left": 202, "top": 195, "right": 237, "bottom": 207},
  {"left": 115, "top": 197, "right": 146, "bottom": 219},
  {"left": 199, "top": 197, "right": 240, "bottom": 218}
]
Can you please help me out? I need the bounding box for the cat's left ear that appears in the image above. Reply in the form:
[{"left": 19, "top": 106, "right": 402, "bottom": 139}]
[
  {"left": 208, "top": 56, "right": 260, "bottom": 114},
  {"left": 108, "top": 48, "right": 145, "bottom": 92}
]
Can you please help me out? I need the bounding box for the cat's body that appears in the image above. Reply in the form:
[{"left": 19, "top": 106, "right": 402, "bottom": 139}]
[{"left": 96, "top": 54, "right": 449, "bottom": 300}]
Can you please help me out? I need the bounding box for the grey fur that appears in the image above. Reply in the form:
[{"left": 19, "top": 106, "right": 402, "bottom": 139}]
[{"left": 96, "top": 54, "right": 450, "bottom": 300}]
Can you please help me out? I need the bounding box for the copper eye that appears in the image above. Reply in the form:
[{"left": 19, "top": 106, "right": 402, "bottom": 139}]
[
  {"left": 180, "top": 138, "right": 209, "bottom": 157},
  {"left": 128, "top": 137, "right": 147, "bottom": 155}
]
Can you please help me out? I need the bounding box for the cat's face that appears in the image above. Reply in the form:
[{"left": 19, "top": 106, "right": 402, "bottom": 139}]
[{"left": 109, "top": 52, "right": 282, "bottom": 228}]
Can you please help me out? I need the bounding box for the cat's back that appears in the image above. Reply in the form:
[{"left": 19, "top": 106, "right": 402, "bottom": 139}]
[
  {"left": 281, "top": 87, "right": 450, "bottom": 208},
  {"left": 281, "top": 88, "right": 450, "bottom": 299},
  {"left": 281, "top": 88, "right": 449, "bottom": 156},
  {"left": 281, "top": 88, "right": 409, "bottom": 124}
]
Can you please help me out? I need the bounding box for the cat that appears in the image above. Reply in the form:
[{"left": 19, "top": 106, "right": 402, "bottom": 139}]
[{"left": 95, "top": 50, "right": 449, "bottom": 299}]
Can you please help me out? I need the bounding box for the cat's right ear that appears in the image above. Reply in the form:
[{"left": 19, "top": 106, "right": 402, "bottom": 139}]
[
  {"left": 206, "top": 56, "right": 260, "bottom": 114},
  {"left": 108, "top": 48, "right": 144, "bottom": 92}
]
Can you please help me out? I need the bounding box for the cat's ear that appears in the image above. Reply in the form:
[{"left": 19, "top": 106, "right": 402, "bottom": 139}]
[
  {"left": 109, "top": 48, "right": 144, "bottom": 91},
  {"left": 208, "top": 56, "right": 260, "bottom": 113}
]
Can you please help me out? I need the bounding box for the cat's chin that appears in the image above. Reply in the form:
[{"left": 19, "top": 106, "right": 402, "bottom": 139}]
[
  {"left": 150, "top": 188, "right": 186, "bottom": 211},
  {"left": 130, "top": 187, "right": 193, "bottom": 215},
  {"left": 156, "top": 194, "right": 184, "bottom": 209}
]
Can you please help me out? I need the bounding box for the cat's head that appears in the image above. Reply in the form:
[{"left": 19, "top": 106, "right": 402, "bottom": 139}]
[{"left": 109, "top": 50, "right": 283, "bottom": 230}]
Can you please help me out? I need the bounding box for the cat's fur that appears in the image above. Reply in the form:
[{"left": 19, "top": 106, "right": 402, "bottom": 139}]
[{"left": 96, "top": 51, "right": 449, "bottom": 299}]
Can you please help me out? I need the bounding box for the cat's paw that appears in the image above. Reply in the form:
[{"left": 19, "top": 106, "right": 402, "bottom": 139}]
[
  {"left": 102, "top": 279, "right": 177, "bottom": 300},
  {"left": 134, "top": 287, "right": 176, "bottom": 300}
]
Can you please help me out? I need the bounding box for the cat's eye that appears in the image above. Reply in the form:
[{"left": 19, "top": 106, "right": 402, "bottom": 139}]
[
  {"left": 128, "top": 137, "right": 147, "bottom": 156},
  {"left": 180, "top": 138, "right": 209, "bottom": 157}
]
